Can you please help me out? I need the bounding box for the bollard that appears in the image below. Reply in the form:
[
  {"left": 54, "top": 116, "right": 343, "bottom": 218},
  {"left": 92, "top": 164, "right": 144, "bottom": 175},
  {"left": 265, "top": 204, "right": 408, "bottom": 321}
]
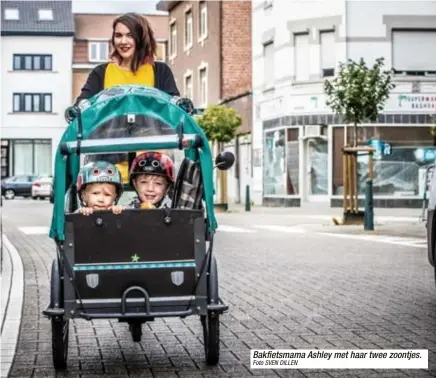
[
  {"left": 364, "top": 180, "right": 374, "bottom": 230},
  {"left": 245, "top": 184, "right": 251, "bottom": 212}
]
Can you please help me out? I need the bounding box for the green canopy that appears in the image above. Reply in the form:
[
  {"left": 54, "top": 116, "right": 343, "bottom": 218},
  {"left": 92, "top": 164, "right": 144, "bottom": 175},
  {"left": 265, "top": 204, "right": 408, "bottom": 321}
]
[{"left": 49, "top": 85, "right": 217, "bottom": 241}]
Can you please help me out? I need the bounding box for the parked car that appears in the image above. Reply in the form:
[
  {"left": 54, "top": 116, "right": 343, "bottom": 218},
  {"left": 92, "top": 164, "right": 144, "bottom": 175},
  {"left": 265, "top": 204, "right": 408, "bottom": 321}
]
[
  {"left": 1, "top": 174, "right": 38, "bottom": 199},
  {"left": 31, "top": 176, "right": 53, "bottom": 200}
]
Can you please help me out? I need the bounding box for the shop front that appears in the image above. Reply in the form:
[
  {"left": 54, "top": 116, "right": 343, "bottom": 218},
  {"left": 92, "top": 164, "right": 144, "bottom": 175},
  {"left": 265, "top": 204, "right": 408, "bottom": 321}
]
[
  {"left": 331, "top": 123, "right": 435, "bottom": 208},
  {"left": 0, "top": 139, "right": 52, "bottom": 178},
  {"left": 258, "top": 92, "right": 436, "bottom": 208}
]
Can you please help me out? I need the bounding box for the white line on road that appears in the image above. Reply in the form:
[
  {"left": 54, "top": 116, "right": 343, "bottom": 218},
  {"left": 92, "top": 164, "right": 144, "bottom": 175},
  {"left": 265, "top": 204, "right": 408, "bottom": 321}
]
[
  {"left": 15, "top": 223, "right": 425, "bottom": 249},
  {"left": 217, "top": 225, "right": 255, "bottom": 233},
  {"left": 18, "top": 226, "right": 50, "bottom": 235},
  {"left": 1, "top": 235, "right": 24, "bottom": 378},
  {"left": 253, "top": 225, "right": 307, "bottom": 233}
]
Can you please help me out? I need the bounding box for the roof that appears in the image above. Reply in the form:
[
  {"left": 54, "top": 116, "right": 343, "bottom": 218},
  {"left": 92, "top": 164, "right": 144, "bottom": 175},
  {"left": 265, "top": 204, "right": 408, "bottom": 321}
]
[
  {"left": 1, "top": 1, "right": 74, "bottom": 36},
  {"left": 156, "top": 1, "right": 182, "bottom": 12},
  {"left": 74, "top": 13, "right": 168, "bottom": 40}
]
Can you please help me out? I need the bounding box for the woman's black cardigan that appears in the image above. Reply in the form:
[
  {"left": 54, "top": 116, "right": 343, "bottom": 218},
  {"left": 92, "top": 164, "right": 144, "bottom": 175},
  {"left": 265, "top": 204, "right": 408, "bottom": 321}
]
[{"left": 74, "top": 61, "right": 180, "bottom": 106}]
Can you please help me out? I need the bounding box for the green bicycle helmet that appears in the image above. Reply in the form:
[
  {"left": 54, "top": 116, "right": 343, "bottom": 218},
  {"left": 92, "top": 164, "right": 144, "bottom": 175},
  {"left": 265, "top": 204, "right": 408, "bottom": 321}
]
[{"left": 76, "top": 161, "right": 124, "bottom": 203}]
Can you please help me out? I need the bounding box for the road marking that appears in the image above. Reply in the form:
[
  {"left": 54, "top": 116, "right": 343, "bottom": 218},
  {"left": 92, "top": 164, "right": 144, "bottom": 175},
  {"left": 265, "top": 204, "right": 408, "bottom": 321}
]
[
  {"left": 318, "top": 232, "right": 426, "bottom": 248},
  {"left": 1, "top": 235, "right": 24, "bottom": 378},
  {"left": 18, "top": 226, "right": 49, "bottom": 235},
  {"left": 15, "top": 223, "right": 425, "bottom": 249},
  {"left": 305, "top": 215, "right": 420, "bottom": 223},
  {"left": 253, "top": 225, "right": 307, "bottom": 233},
  {"left": 217, "top": 225, "right": 255, "bottom": 233}
]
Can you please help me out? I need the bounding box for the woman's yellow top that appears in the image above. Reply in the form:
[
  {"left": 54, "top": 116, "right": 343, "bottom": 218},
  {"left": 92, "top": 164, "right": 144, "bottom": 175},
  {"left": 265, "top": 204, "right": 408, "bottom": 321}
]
[
  {"left": 104, "top": 62, "right": 155, "bottom": 89},
  {"left": 104, "top": 62, "right": 155, "bottom": 183}
]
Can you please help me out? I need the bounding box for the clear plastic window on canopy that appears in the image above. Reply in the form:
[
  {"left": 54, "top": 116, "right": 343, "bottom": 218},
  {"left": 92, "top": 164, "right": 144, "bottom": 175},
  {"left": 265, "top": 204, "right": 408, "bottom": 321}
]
[{"left": 79, "top": 87, "right": 184, "bottom": 188}]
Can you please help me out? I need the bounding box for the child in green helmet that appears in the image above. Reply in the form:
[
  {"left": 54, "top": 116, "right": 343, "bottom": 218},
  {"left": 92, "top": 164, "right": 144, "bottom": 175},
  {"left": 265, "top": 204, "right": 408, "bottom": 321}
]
[{"left": 76, "top": 161, "right": 125, "bottom": 216}]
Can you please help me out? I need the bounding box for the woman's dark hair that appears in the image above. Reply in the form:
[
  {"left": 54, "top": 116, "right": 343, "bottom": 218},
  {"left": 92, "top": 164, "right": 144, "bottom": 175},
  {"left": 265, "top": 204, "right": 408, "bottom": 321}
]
[{"left": 110, "top": 13, "right": 157, "bottom": 73}]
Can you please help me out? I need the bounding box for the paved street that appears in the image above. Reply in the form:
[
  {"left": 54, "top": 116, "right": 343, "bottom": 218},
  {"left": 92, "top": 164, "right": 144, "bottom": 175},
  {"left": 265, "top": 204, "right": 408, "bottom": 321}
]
[{"left": 2, "top": 199, "right": 436, "bottom": 378}]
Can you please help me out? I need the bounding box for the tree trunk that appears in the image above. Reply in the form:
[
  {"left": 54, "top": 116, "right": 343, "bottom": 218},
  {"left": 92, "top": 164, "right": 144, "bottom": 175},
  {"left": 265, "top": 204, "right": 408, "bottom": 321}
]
[{"left": 351, "top": 122, "right": 358, "bottom": 211}]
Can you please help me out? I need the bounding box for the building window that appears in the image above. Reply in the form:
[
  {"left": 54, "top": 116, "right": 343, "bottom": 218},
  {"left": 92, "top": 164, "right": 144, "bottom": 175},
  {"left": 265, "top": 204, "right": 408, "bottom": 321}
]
[
  {"left": 263, "top": 129, "right": 286, "bottom": 195},
  {"left": 38, "top": 9, "right": 53, "bottom": 20},
  {"left": 199, "top": 1, "right": 208, "bottom": 39},
  {"left": 155, "top": 42, "right": 166, "bottom": 61},
  {"left": 89, "top": 42, "right": 108, "bottom": 62},
  {"left": 185, "top": 10, "right": 193, "bottom": 49},
  {"left": 332, "top": 126, "right": 435, "bottom": 196},
  {"left": 13, "top": 93, "right": 52, "bottom": 113},
  {"left": 13, "top": 54, "right": 52, "bottom": 70},
  {"left": 286, "top": 128, "right": 300, "bottom": 195},
  {"left": 1, "top": 140, "right": 10, "bottom": 179},
  {"left": 199, "top": 67, "right": 207, "bottom": 106},
  {"left": 4, "top": 8, "right": 19, "bottom": 20},
  {"left": 184, "top": 73, "right": 193, "bottom": 100},
  {"left": 9, "top": 139, "right": 52, "bottom": 176},
  {"left": 170, "top": 22, "right": 177, "bottom": 57},
  {"left": 320, "top": 31, "right": 335, "bottom": 77},
  {"left": 294, "top": 33, "right": 310, "bottom": 81},
  {"left": 392, "top": 30, "right": 436, "bottom": 75},
  {"left": 263, "top": 42, "right": 274, "bottom": 89},
  {"left": 262, "top": 128, "right": 302, "bottom": 197}
]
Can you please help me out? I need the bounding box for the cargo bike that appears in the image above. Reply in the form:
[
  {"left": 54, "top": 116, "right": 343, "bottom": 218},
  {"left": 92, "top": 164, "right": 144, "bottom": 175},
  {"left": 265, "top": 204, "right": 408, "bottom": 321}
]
[{"left": 43, "top": 85, "right": 235, "bottom": 371}]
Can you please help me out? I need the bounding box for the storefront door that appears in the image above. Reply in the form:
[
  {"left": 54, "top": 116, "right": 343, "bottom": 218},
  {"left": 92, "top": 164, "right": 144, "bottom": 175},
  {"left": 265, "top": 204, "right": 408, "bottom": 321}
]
[{"left": 305, "top": 137, "right": 328, "bottom": 201}]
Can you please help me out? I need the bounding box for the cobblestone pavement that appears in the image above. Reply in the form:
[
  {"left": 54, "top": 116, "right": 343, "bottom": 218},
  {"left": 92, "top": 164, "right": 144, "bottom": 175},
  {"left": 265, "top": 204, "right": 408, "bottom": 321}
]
[{"left": 3, "top": 200, "right": 436, "bottom": 378}]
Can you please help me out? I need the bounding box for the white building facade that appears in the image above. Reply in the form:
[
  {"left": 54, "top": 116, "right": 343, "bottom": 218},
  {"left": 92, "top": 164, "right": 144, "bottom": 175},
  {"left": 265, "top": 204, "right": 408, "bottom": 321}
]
[
  {"left": 252, "top": 0, "right": 436, "bottom": 208},
  {"left": 1, "top": 1, "right": 74, "bottom": 178}
]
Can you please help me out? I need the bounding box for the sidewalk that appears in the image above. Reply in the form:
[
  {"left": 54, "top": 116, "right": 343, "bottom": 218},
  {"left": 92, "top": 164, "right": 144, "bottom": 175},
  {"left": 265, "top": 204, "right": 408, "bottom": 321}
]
[
  {"left": 226, "top": 202, "right": 426, "bottom": 219},
  {"left": 1, "top": 235, "right": 24, "bottom": 378},
  {"left": 307, "top": 222, "right": 426, "bottom": 238},
  {"left": 223, "top": 203, "right": 427, "bottom": 239}
]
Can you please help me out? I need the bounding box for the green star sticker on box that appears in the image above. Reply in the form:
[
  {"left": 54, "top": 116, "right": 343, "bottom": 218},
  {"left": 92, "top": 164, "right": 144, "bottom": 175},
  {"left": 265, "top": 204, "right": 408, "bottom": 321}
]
[{"left": 131, "top": 254, "right": 140, "bottom": 262}]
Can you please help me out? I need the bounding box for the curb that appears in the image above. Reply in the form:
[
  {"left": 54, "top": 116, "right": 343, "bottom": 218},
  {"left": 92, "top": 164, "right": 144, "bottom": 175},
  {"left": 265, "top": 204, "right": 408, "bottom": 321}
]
[{"left": 1, "top": 235, "right": 24, "bottom": 378}]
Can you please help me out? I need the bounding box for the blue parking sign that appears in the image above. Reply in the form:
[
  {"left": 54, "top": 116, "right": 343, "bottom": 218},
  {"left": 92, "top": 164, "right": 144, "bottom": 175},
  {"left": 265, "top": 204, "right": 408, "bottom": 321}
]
[{"left": 367, "top": 139, "right": 392, "bottom": 159}]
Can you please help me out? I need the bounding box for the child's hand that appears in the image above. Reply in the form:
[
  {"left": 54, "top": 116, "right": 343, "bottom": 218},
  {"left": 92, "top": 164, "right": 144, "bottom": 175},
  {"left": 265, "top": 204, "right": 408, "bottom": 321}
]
[
  {"left": 140, "top": 201, "right": 155, "bottom": 210},
  {"left": 111, "top": 205, "right": 125, "bottom": 214},
  {"left": 79, "top": 207, "right": 94, "bottom": 216}
]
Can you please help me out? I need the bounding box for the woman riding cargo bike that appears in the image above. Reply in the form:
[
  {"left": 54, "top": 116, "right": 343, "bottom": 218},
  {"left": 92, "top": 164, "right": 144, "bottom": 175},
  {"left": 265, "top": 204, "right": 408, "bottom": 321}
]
[{"left": 43, "top": 12, "right": 235, "bottom": 372}]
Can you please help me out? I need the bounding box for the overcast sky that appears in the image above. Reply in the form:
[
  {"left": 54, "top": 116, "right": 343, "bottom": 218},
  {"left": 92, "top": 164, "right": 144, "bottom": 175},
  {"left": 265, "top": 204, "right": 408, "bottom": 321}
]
[{"left": 72, "top": 0, "right": 167, "bottom": 15}]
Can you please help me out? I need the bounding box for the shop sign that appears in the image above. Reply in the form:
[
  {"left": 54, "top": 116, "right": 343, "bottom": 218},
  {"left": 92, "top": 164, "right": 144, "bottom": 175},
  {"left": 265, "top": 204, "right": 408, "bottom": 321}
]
[
  {"left": 287, "top": 94, "right": 330, "bottom": 114},
  {"left": 397, "top": 94, "right": 436, "bottom": 111},
  {"left": 260, "top": 97, "right": 284, "bottom": 120}
]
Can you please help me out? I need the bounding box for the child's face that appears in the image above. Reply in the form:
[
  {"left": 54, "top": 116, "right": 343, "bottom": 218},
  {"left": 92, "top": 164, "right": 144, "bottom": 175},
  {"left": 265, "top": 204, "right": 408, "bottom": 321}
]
[
  {"left": 81, "top": 183, "right": 117, "bottom": 209},
  {"left": 134, "top": 174, "right": 168, "bottom": 205}
]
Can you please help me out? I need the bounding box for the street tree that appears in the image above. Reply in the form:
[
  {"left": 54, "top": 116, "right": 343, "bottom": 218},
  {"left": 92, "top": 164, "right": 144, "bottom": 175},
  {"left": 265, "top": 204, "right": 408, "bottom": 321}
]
[
  {"left": 195, "top": 104, "right": 242, "bottom": 147},
  {"left": 195, "top": 104, "right": 242, "bottom": 207},
  {"left": 324, "top": 57, "right": 395, "bottom": 147}
]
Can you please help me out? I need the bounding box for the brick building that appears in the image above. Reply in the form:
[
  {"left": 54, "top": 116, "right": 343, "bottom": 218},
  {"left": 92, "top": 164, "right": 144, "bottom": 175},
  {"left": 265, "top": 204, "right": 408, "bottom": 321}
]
[
  {"left": 72, "top": 13, "right": 169, "bottom": 102},
  {"left": 156, "top": 0, "right": 252, "bottom": 203}
]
